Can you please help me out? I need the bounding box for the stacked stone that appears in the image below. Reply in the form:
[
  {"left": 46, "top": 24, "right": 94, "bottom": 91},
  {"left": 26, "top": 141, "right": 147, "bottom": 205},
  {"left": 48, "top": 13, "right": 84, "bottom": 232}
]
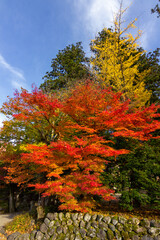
[{"left": 6, "top": 212, "right": 160, "bottom": 240}]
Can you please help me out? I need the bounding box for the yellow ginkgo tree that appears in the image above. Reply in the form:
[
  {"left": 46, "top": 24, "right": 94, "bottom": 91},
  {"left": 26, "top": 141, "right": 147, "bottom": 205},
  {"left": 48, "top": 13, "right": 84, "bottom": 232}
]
[{"left": 90, "top": 6, "right": 151, "bottom": 107}]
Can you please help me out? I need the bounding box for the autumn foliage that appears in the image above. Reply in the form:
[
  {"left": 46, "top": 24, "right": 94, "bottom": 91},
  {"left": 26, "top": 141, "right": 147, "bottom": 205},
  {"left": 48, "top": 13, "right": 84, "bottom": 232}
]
[
  {"left": 91, "top": 9, "right": 151, "bottom": 107},
  {"left": 0, "top": 81, "right": 160, "bottom": 212}
]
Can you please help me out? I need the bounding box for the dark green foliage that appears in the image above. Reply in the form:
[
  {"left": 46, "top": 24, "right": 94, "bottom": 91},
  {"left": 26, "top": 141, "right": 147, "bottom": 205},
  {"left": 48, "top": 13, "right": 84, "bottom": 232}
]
[
  {"left": 138, "top": 48, "right": 160, "bottom": 104},
  {"left": 102, "top": 138, "right": 160, "bottom": 211},
  {"left": 40, "top": 42, "right": 90, "bottom": 92}
]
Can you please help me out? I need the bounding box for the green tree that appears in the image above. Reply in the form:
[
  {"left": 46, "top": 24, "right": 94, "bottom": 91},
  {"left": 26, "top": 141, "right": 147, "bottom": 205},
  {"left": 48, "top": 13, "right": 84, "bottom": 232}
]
[
  {"left": 102, "top": 138, "right": 160, "bottom": 211},
  {"left": 40, "top": 42, "right": 90, "bottom": 93},
  {"left": 138, "top": 48, "right": 160, "bottom": 104}
]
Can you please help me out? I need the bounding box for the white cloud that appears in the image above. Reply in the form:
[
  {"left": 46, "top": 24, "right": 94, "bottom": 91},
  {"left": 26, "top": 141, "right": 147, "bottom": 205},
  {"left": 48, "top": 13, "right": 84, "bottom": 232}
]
[
  {"left": 0, "top": 113, "right": 6, "bottom": 128},
  {"left": 0, "top": 54, "right": 25, "bottom": 80},
  {"left": 0, "top": 53, "right": 26, "bottom": 90},
  {"left": 73, "top": 0, "right": 120, "bottom": 36},
  {"left": 71, "top": 0, "right": 158, "bottom": 52},
  {"left": 140, "top": 18, "right": 158, "bottom": 51}
]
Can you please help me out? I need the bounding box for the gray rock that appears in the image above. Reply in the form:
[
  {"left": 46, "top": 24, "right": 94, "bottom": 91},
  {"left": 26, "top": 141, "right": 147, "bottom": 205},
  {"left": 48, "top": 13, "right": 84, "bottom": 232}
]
[
  {"left": 91, "top": 221, "right": 98, "bottom": 229},
  {"left": 114, "top": 229, "right": 122, "bottom": 240},
  {"left": 112, "top": 218, "right": 118, "bottom": 226},
  {"left": 140, "top": 219, "right": 150, "bottom": 228},
  {"left": 91, "top": 214, "right": 97, "bottom": 221},
  {"left": 37, "top": 206, "right": 45, "bottom": 220},
  {"left": 75, "top": 235, "right": 82, "bottom": 240},
  {"left": 35, "top": 231, "right": 44, "bottom": 240},
  {"left": 79, "top": 228, "right": 87, "bottom": 238},
  {"left": 141, "top": 235, "right": 154, "bottom": 240},
  {"left": 8, "top": 232, "right": 21, "bottom": 240},
  {"left": 52, "top": 213, "right": 58, "bottom": 220},
  {"left": 79, "top": 220, "right": 85, "bottom": 228},
  {"left": 65, "top": 212, "right": 70, "bottom": 219},
  {"left": 118, "top": 216, "right": 126, "bottom": 224},
  {"left": 73, "top": 227, "right": 79, "bottom": 234},
  {"left": 70, "top": 234, "right": 75, "bottom": 240},
  {"left": 62, "top": 225, "right": 68, "bottom": 234},
  {"left": 97, "top": 229, "right": 106, "bottom": 239},
  {"left": 49, "top": 233, "right": 58, "bottom": 240},
  {"left": 67, "top": 219, "right": 73, "bottom": 226},
  {"left": 84, "top": 213, "right": 91, "bottom": 222},
  {"left": 131, "top": 235, "right": 139, "bottom": 240},
  {"left": 99, "top": 222, "right": 108, "bottom": 231},
  {"left": 22, "top": 233, "right": 30, "bottom": 240},
  {"left": 56, "top": 226, "right": 63, "bottom": 234},
  {"left": 44, "top": 218, "right": 50, "bottom": 227},
  {"left": 61, "top": 220, "right": 66, "bottom": 226},
  {"left": 58, "top": 212, "right": 64, "bottom": 221},
  {"left": 64, "top": 237, "right": 69, "bottom": 240},
  {"left": 40, "top": 223, "right": 48, "bottom": 234},
  {"left": 132, "top": 218, "right": 140, "bottom": 225},
  {"left": 97, "top": 214, "right": 103, "bottom": 222},
  {"left": 48, "top": 226, "right": 56, "bottom": 236},
  {"left": 54, "top": 221, "right": 60, "bottom": 227},
  {"left": 148, "top": 227, "right": 160, "bottom": 235},
  {"left": 87, "top": 228, "right": 96, "bottom": 238},
  {"left": 109, "top": 223, "right": 116, "bottom": 232},
  {"left": 49, "top": 220, "right": 55, "bottom": 228},
  {"left": 135, "top": 227, "right": 146, "bottom": 234},
  {"left": 71, "top": 213, "right": 78, "bottom": 221},
  {"left": 86, "top": 221, "right": 91, "bottom": 229},
  {"left": 15, "top": 235, "right": 23, "bottom": 240},
  {"left": 46, "top": 213, "right": 54, "bottom": 221},
  {"left": 154, "top": 236, "right": 160, "bottom": 240},
  {"left": 116, "top": 223, "right": 123, "bottom": 232},
  {"left": 103, "top": 216, "right": 111, "bottom": 224},
  {"left": 42, "top": 233, "right": 50, "bottom": 240},
  {"left": 30, "top": 230, "right": 37, "bottom": 240},
  {"left": 0, "top": 226, "right": 6, "bottom": 236},
  {"left": 77, "top": 213, "right": 83, "bottom": 221},
  {"left": 150, "top": 220, "right": 160, "bottom": 228},
  {"left": 73, "top": 220, "right": 79, "bottom": 227}
]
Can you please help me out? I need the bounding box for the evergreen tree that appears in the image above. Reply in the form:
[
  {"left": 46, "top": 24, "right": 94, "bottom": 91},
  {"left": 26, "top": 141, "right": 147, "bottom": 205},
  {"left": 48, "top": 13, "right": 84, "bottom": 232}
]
[
  {"left": 138, "top": 48, "right": 160, "bottom": 104},
  {"left": 102, "top": 138, "right": 160, "bottom": 211},
  {"left": 40, "top": 42, "right": 90, "bottom": 93}
]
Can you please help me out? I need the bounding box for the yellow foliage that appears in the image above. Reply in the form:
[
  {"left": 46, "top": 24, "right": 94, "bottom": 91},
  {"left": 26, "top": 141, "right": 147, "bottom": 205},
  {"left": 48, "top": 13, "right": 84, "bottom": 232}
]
[
  {"left": 91, "top": 7, "right": 151, "bottom": 107},
  {"left": 19, "top": 142, "right": 45, "bottom": 152}
]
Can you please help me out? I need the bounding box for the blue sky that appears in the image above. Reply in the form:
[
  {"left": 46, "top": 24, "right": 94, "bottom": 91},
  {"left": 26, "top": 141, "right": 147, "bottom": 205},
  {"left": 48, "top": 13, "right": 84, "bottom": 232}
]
[{"left": 0, "top": 0, "right": 159, "bottom": 126}]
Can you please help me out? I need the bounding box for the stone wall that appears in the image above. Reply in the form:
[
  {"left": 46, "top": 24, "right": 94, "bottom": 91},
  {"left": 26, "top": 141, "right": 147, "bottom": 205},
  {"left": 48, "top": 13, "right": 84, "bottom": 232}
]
[{"left": 6, "top": 212, "right": 160, "bottom": 240}]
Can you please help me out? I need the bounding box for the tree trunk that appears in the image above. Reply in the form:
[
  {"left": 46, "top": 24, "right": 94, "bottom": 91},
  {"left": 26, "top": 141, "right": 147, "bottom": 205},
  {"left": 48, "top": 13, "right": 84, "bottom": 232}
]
[{"left": 9, "top": 184, "right": 15, "bottom": 213}]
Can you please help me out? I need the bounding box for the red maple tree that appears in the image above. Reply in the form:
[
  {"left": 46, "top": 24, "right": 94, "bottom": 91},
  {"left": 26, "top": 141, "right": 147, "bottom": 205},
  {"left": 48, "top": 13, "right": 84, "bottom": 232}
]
[{"left": 1, "top": 81, "right": 160, "bottom": 212}]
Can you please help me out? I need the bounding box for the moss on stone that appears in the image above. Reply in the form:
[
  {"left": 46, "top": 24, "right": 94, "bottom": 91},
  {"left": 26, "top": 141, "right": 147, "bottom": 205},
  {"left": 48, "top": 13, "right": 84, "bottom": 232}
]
[
  {"left": 116, "top": 223, "right": 123, "bottom": 232},
  {"left": 68, "top": 224, "right": 74, "bottom": 233},
  {"left": 132, "top": 224, "right": 138, "bottom": 232},
  {"left": 57, "top": 233, "right": 65, "bottom": 240},
  {"left": 114, "top": 229, "right": 121, "bottom": 239},
  {"left": 107, "top": 228, "right": 115, "bottom": 240},
  {"left": 128, "top": 231, "right": 137, "bottom": 238},
  {"left": 112, "top": 215, "right": 118, "bottom": 220},
  {"left": 121, "top": 230, "right": 129, "bottom": 240},
  {"left": 54, "top": 220, "right": 60, "bottom": 227},
  {"left": 140, "top": 219, "right": 150, "bottom": 228},
  {"left": 123, "top": 222, "right": 133, "bottom": 232}
]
